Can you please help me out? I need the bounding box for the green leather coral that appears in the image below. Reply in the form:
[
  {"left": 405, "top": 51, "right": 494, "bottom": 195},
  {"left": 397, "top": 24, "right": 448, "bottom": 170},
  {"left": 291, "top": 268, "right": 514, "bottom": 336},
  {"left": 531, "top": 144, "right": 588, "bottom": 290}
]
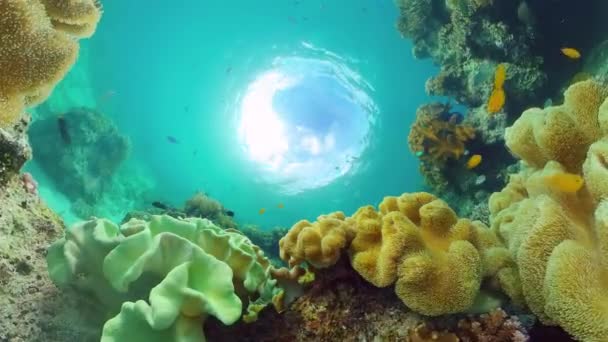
[{"left": 47, "top": 215, "right": 283, "bottom": 341}]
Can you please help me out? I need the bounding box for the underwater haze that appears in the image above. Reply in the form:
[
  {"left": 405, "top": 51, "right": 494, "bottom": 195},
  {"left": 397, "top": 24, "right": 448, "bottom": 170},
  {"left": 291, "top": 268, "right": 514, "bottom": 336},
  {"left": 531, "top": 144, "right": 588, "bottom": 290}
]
[{"left": 57, "top": 0, "right": 438, "bottom": 228}]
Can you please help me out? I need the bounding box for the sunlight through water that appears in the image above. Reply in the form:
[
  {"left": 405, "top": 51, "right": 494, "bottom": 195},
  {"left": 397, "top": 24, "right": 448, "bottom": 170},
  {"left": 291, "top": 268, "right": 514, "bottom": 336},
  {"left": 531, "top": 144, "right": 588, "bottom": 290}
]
[{"left": 237, "top": 43, "right": 378, "bottom": 194}]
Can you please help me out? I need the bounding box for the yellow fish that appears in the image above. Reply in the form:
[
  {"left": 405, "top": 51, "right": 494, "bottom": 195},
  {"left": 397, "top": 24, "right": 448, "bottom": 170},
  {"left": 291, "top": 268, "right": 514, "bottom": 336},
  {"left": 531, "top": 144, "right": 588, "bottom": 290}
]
[
  {"left": 259, "top": 208, "right": 266, "bottom": 215},
  {"left": 487, "top": 88, "right": 506, "bottom": 114},
  {"left": 277, "top": 203, "right": 284, "bottom": 208},
  {"left": 544, "top": 172, "right": 584, "bottom": 193},
  {"left": 561, "top": 47, "right": 581, "bottom": 59},
  {"left": 466, "top": 154, "right": 482, "bottom": 169},
  {"left": 494, "top": 63, "right": 507, "bottom": 89}
]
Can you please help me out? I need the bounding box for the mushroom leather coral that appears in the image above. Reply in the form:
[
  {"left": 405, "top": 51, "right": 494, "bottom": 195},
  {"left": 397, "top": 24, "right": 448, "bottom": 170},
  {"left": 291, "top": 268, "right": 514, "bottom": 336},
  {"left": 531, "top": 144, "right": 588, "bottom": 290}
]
[
  {"left": 279, "top": 212, "right": 355, "bottom": 268},
  {"left": 490, "top": 80, "right": 608, "bottom": 341},
  {"left": 0, "top": 0, "right": 100, "bottom": 128},
  {"left": 47, "top": 215, "right": 284, "bottom": 341},
  {"left": 279, "top": 192, "right": 514, "bottom": 316}
]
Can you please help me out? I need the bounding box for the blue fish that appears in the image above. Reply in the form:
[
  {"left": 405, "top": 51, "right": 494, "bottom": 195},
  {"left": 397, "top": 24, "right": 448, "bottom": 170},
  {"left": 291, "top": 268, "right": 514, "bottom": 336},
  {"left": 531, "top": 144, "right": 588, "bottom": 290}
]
[{"left": 167, "top": 136, "right": 179, "bottom": 144}]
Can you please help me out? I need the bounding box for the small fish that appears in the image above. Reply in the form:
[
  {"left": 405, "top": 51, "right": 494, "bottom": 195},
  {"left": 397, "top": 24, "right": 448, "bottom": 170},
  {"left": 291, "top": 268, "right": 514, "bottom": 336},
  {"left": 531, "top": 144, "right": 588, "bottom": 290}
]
[
  {"left": 488, "top": 64, "right": 507, "bottom": 114},
  {"left": 259, "top": 208, "right": 266, "bottom": 215},
  {"left": 152, "top": 201, "right": 169, "bottom": 210},
  {"left": 98, "top": 90, "right": 117, "bottom": 103},
  {"left": 466, "top": 154, "right": 482, "bottom": 169},
  {"left": 167, "top": 136, "right": 179, "bottom": 144},
  {"left": 277, "top": 203, "right": 284, "bottom": 209},
  {"left": 561, "top": 48, "right": 581, "bottom": 59},
  {"left": 494, "top": 63, "right": 507, "bottom": 89},
  {"left": 225, "top": 210, "right": 235, "bottom": 217},
  {"left": 415, "top": 151, "right": 424, "bottom": 157},
  {"left": 487, "top": 88, "right": 506, "bottom": 114},
  {"left": 57, "top": 115, "right": 71, "bottom": 144},
  {"left": 544, "top": 172, "right": 584, "bottom": 193},
  {"left": 335, "top": 166, "right": 339, "bottom": 170},
  {"left": 475, "top": 175, "right": 486, "bottom": 185},
  {"left": 225, "top": 66, "right": 232, "bottom": 74}
]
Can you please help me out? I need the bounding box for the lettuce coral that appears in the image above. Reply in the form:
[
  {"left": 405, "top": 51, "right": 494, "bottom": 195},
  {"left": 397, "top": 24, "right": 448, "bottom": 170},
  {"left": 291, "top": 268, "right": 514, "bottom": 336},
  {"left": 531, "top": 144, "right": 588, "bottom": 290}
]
[
  {"left": 47, "top": 215, "right": 284, "bottom": 341},
  {"left": 490, "top": 80, "right": 608, "bottom": 341},
  {"left": 279, "top": 192, "right": 514, "bottom": 316},
  {"left": 0, "top": 0, "right": 100, "bottom": 128}
]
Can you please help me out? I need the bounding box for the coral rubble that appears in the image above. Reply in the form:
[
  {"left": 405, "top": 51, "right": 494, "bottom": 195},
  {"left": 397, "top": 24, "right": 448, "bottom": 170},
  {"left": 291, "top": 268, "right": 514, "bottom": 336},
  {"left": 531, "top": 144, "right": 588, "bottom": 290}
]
[{"left": 206, "top": 259, "right": 531, "bottom": 341}]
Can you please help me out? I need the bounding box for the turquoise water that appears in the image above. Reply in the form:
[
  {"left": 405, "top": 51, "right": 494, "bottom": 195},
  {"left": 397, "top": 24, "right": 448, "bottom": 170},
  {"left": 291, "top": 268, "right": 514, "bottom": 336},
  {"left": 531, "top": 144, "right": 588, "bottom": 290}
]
[{"left": 36, "top": 0, "right": 438, "bottom": 229}]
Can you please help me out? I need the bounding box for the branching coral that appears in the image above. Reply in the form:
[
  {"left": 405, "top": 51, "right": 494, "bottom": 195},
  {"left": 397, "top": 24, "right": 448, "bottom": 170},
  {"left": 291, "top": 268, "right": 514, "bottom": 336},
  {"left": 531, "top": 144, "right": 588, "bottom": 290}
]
[
  {"left": 47, "top": 215, "right": 285, "bottom": 341},
  {"left": 279, "top": 192, "right": 515, "bottom": 316},
  {"left": 0, "top": 0, "right": 101, "bottom": 128},
  {"left": 489, "top": 80, "right": 608, "bottom": 341},
  {"left": 409, "top": 103, "right": 476, "bottom": 163}
]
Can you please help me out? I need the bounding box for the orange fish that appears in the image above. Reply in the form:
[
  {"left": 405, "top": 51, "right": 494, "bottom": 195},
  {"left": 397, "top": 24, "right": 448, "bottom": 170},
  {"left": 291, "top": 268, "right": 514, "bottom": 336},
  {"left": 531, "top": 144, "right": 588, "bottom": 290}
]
[
  {"left": 277, "top": 203, "right": 284, "bottom": 209},
  {"left": 561, "top": 47, "right": 581, "bottom": 59},
  {"left": 494, "top": 63, "right": 507, "bottom": 89},
  {"left": 545, "top": 172, "right": 584, "bottom": 193},
  {"left": 259, "top": 208, "right": 266, "bottom": 215},
  {"left": 487, "top": 88, "right": 506, "bottom": 114},
  {"left": 466, "top": 154, "right": 482, "bottom": 169}
]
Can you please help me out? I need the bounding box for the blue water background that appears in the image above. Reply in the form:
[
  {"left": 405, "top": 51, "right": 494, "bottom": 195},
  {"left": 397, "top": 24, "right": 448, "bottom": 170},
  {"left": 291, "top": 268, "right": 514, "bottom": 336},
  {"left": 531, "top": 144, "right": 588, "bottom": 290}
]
[{"left": 45, "top": 0, "right": 439, "bottom": 229}]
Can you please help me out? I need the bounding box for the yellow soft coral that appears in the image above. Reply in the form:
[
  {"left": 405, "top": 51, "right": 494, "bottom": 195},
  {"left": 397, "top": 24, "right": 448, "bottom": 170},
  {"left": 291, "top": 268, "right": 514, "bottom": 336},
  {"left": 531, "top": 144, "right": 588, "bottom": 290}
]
[
  {"left": 505, "top": 80, "right": 608, "bottom": 172},
  {"left": 278, "top": 212, "right": 355, "bottom": 268},
  {"left": 0, "top": 0, "right": 101, "bottom": 128},
  {"left": 40, "top": 0, "right": 102, "bottom": 37},
  {"left": 490, "top": 80, "right": 608, "bottom": 341},
  {"left": 280, "top": 192, "right": 514, "bottom": 316}
]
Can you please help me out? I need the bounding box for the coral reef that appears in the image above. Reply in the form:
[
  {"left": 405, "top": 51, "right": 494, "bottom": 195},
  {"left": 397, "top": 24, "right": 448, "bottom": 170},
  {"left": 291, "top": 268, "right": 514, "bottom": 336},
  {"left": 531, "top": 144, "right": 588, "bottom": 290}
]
[
  {"left": 0, "top": 167, "right": 99, "bottom": 342},
  {"left": 184, "top": 191, "right": 237, "bottom": 228},
  {"left": 279, "top": 192, "right": 517, "bottom": 316},
  {"left": 399, "top": 0, "right": 608, "bottom": 216},
  {"left": 47, "top": 215, "right": 286, "bottom": 341},
  {"left": 489, "top": 80, "right": 608, "bottom": 341},
  {"left": 408, "top": 103, "right": 515, "bottom": 218},
  {"left": 206, "top": 259, "right": 531, "bottom": 341},
  {"left": 0, "top": 115, "right": 31, "bottom": 184},
  {"left": 408, "top": 103, "right": 475, "bottom": 163},
  {"left": 396, "top": 0, "right": 546, "bottom": 110},
  {"left": 0, "top": 0, "right": 101, "bottom": 128},
  {"left": 28, "top": 107, "right": 132, "bottom": 212},
  {"left": 240, "top": 224, "right": 288, "bottom": 265}
]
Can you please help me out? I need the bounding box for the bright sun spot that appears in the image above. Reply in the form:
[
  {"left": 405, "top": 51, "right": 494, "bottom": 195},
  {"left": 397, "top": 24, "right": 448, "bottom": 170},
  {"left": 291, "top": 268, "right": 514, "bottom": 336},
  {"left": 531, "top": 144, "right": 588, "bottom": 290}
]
[{"left": 236, "top": 43, "right": 377, "bottom": 194}]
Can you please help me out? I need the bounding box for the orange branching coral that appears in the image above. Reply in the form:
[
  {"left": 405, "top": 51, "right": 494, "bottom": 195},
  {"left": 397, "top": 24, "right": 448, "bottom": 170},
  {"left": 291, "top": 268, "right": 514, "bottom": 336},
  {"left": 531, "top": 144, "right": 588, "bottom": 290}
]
[{"left": 409, "top": 103, "right": 475, "bottom": 163}]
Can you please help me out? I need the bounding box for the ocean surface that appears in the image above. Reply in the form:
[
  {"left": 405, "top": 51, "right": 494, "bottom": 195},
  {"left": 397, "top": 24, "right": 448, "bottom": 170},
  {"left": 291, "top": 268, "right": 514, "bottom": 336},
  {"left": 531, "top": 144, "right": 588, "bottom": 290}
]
[{"left": 30, "top": 0, "right": 438, "bottom": 229}]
